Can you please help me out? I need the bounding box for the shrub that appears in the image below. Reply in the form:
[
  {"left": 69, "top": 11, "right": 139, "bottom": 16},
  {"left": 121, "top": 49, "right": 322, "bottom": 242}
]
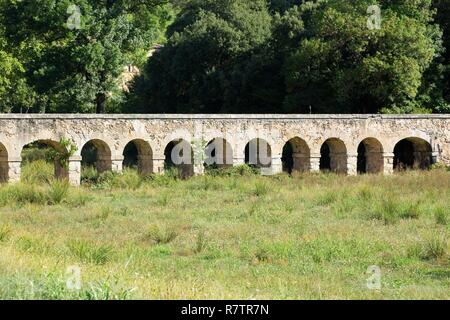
[
  {"left": 144, "top": 168, "right": 180, "bottom": 187},
  {"left": 357, "top": 186, "right": 373, "bottom": 202},
  {"left": 2, "top": 181, "right": 72, "bottom": 206},
  {"left": 164, "top": 167, "right": 182, "bottom": 179},
  {"left": 110, "top": 169, "right": 142, "bottom": 190},
  {"left": 194, "top": 230, "right": 208, "bottom": 254},
  {"left": 370, "top": 197, "right": 421, "bottom": 224},
  {"left": 67, "top": 190, "right": 93, "bottom": 207},
  {"left": 83, "top": 279, "right": 136, "bottom": 300},
  {"left": 254, "top": 246, "right": 271, "bottom": 263},
  {"left": 21, "top": 147, "right": 54, "bottom": 163},
  {"left": 188, "top": 176, "right": 222, "bottom": 191},
  {"left": 9, "top": 183, "right": 46, "bottom": 205},
  {"left": 254, "top": 180, "right": 269, "bottom": 197},
  {"left": 400, "top": 201, "right": 422, "bottom": 220},
  {"left": 115, "top": 206, "right": 131, "bottom": 216},
  {"left": 81, "top": 166, "right": 98, "bottom": 184},
  {"left": 90, "top": 169, "right": 142, "bottom": 190},
  {"left": 370, "top": 198, "right": 398, "bottom": 225},
  {"left": 48, "top": 180, "right": 70, "bottom": 204},
  {"left": 434, "top": 207, "right": 448, "bottom": 225},
  {"left": 145, "top": 224, "right": 178, "bottom": 244},
  {"left": 0, "top": 187, "right": 9, "bottom": 207},
  {"left": 16, "top": 236, "right": 52, "bottom": 255},
  {"left": 96, "top": 171, "right": 117, "bottom": 188},
  {"left": 316, "top": 190, "right": 338, "bottom": 206},
  {"left": 97, "top": 206, "right": 111, "bottom": 221},
  {"left": 156, "top": 193, "right": 169, "bottom": 206},
  {"left": 0, "top": 225, "right": 11, "bottom": 242},
  {"left": 421, "top": 235, "right": 448, "bottom": 261},
  {"left": 206, "top": 165, "right": 259, "bottom": 177},
  {"left": 430, "top": 163, "right": 450, "bottom": 171},
  {"left": 21, "top": 160, "right": 54, "bottom": 184},
  {"left": 67, "top": 240, "right": 113, "bottom": 265},
  {"left": 407, "top": 243, "right": 423, "bottom": 259}
]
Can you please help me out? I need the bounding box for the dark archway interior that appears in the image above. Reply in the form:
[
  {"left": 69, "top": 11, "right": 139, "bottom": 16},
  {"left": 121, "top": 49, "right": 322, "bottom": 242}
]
[
  {"left": 123, "top": 139, "right": 153, "bottom": 175},
  {"left": 282, "top": 142, "right": 294, "bottom": 173},
  {"left": 164, "top": 141, "right": 177, "bottom": 168},
  {"left": 164, "top": 139, "right": 194, "bottom": 178},
  {"left": 81, "top": 140, "right": 112, "bottom": 175},
  {"left": 320, "top": 138, "right": 347, "bottom": 174},
  {"left": 123, "top": 142, "right": 138, "bottom": 169},
  {"left": 0, "top": 143, "right": 8, "bottom": 183},
  {"left": 357, "top": 138, "right": 384, "bottom": 174},
  {"left": 394, "top": 138, "right": 433, "bottom": 171},
  {"left": 204, "top": 138, "right": 233, "bottom": 170},
  {"left": 282, "top": 137, "right": 310, "bottom": 174},
  {"left": 394, "top": 140, "right": 415, "bottom": 169},
  {"left": 357, "top": 143, "right": 367, "bottom": 174},
  {"left": 245, "top": 139, "right": 272, "bottom": 168},
  {"left": 81, "top": 141, "right": 98, "bottom": 168},
  {"left": 320, "top": 143, "right": 331, "bottom": 171}
]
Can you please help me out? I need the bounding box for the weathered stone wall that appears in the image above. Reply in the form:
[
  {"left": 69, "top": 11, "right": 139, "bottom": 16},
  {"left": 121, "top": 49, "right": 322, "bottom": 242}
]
[{"left": 0, "top": 114, "right": 448, "bottom": 185}]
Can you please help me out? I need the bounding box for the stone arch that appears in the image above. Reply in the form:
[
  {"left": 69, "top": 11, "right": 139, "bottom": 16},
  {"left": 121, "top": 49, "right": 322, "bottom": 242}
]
[
  {"left": 245, "top": 138, "right": 272, "bottom": 168},
  {"left": 282, "top": 137, "right": 310, "bottom": 174},
  {"left": 158, "top": 129, "right": 193, "bottom": 157},
  {"left": 164, "top": 139, "right": 194, "bottom": 178},
  {"left": 320, "top": 138, "right": 347, "bottom": 174},
  {"left": 204, "top": 138, "right": 233, "bottom": 170},
  {"left": 122, "top": 139, "right": 153, "bottom": 175},
  {"left": 394, "top": 137, "right": 433, "bottom": 171},
  {"left": 357, "top": 138, "right": 384, "bottom": 174},
  {"left": 21, "top": 139, "right": 69, "bottom": 180},
  {"left": 81, "top": 139, "right": 112, "bottom": 174},
  {"left": 0, "top": 142, "right": 8, "bottom": 183}
]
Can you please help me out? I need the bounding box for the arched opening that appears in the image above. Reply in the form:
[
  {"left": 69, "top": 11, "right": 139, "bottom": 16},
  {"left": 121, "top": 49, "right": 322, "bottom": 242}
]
[
  {"left": 164, "top": 139, "right": 194, "bottom": 178},
  {"left": 282, "top": 137, "right": 310, "bottom": 174},
  {"left": 320, "top": 138, "right": 347, "bottom": 174},
  {"left": 204, "top": 138, "right": 233, "bottom": 170},
  {"left": 245, "top": 138, "right": 272, "bottom": 168},
  {"left": 81, "top": 140, "right": 112, "bottom": 180},
  {"left": 123, "top": 139, "right": 153, "bottom": 175},
  {"left": 0, "top": 143, "right": 8, "bottom": 183},
  {"left": 21, "top": 140, "right": 69, "bottom": 182},
  {"left": 357, "top": 138, "right": 384, "bottom": 174},
  {"left": 394, "top": 137, "right": 433, "bottom": 171}
]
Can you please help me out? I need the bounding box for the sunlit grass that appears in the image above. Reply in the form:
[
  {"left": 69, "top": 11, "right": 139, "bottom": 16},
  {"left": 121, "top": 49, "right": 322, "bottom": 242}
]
[{"left": 0, "top": 162, "right": 448, "bottom": 299}]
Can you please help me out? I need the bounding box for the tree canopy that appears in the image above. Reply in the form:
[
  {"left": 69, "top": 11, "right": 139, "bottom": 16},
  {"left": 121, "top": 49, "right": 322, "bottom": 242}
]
[
  {"left": 1, "top": 0, "right": 450, "bottom": 114},
  {"left": 0, "top": 0, "right": 173, "bottom": 113},
  {"left": 129, "top": 0, "right": 450, "bottom": 114}
]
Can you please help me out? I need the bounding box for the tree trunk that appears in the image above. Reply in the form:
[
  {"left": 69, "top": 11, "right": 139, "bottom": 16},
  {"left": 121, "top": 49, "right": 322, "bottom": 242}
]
[{"left": 96, "top": 93, "right": 106, "bottom": 114}]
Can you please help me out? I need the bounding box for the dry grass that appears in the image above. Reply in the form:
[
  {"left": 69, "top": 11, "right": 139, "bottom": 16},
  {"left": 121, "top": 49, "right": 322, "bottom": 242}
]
[{"left": 0, "top": 164, "right": 449, "bottom": 300}]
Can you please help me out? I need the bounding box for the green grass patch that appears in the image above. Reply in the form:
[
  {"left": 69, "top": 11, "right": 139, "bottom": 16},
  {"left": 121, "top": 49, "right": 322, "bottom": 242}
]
[{"left": 0, "top": 166, "right": 449, "bottom": 299}]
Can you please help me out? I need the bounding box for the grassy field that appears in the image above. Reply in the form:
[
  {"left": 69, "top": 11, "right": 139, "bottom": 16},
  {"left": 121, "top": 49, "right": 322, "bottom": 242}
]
[{"left": 0, "top": 162, "right": 449, "bottom": 300}]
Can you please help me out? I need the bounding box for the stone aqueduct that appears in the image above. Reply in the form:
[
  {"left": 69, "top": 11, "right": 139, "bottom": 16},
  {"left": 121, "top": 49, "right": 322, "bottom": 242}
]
[{"left": 0, "top": 114, "right": 449, "bottom": 186}]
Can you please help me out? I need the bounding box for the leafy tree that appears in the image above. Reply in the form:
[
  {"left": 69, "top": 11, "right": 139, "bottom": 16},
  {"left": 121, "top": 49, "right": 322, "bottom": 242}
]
[
  {"left": 0, "top": 5, "right": 31, "bottom": 113},
  {"left": 2, "top": 0, "right": 449, "bottom": 114},
  {"left": 0, "top": 51, "right": 22, "bottom": 112},
  {"left": 282, "top": 0, "right": 442, "bottom": 113},
  {"left": 0, "top": 0, "right": 173, "bottom": 113},
  {"left": 132, "top": 0, "right": 448, "bottom": 114},
  {"left": 432, "top": 0, "right": 450, "bottom": 111},
  {"left": 128, "top": 0, "right": 273, "bottom": 113}
]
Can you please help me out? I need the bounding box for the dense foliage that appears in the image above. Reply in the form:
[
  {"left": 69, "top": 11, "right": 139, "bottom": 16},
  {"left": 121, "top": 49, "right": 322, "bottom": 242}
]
[
  {"left": 1, "top": 0, "right": 450, "bottom": 113},
  {"left": 0, "top": 0, "right": 173, "bottom": 113}
]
